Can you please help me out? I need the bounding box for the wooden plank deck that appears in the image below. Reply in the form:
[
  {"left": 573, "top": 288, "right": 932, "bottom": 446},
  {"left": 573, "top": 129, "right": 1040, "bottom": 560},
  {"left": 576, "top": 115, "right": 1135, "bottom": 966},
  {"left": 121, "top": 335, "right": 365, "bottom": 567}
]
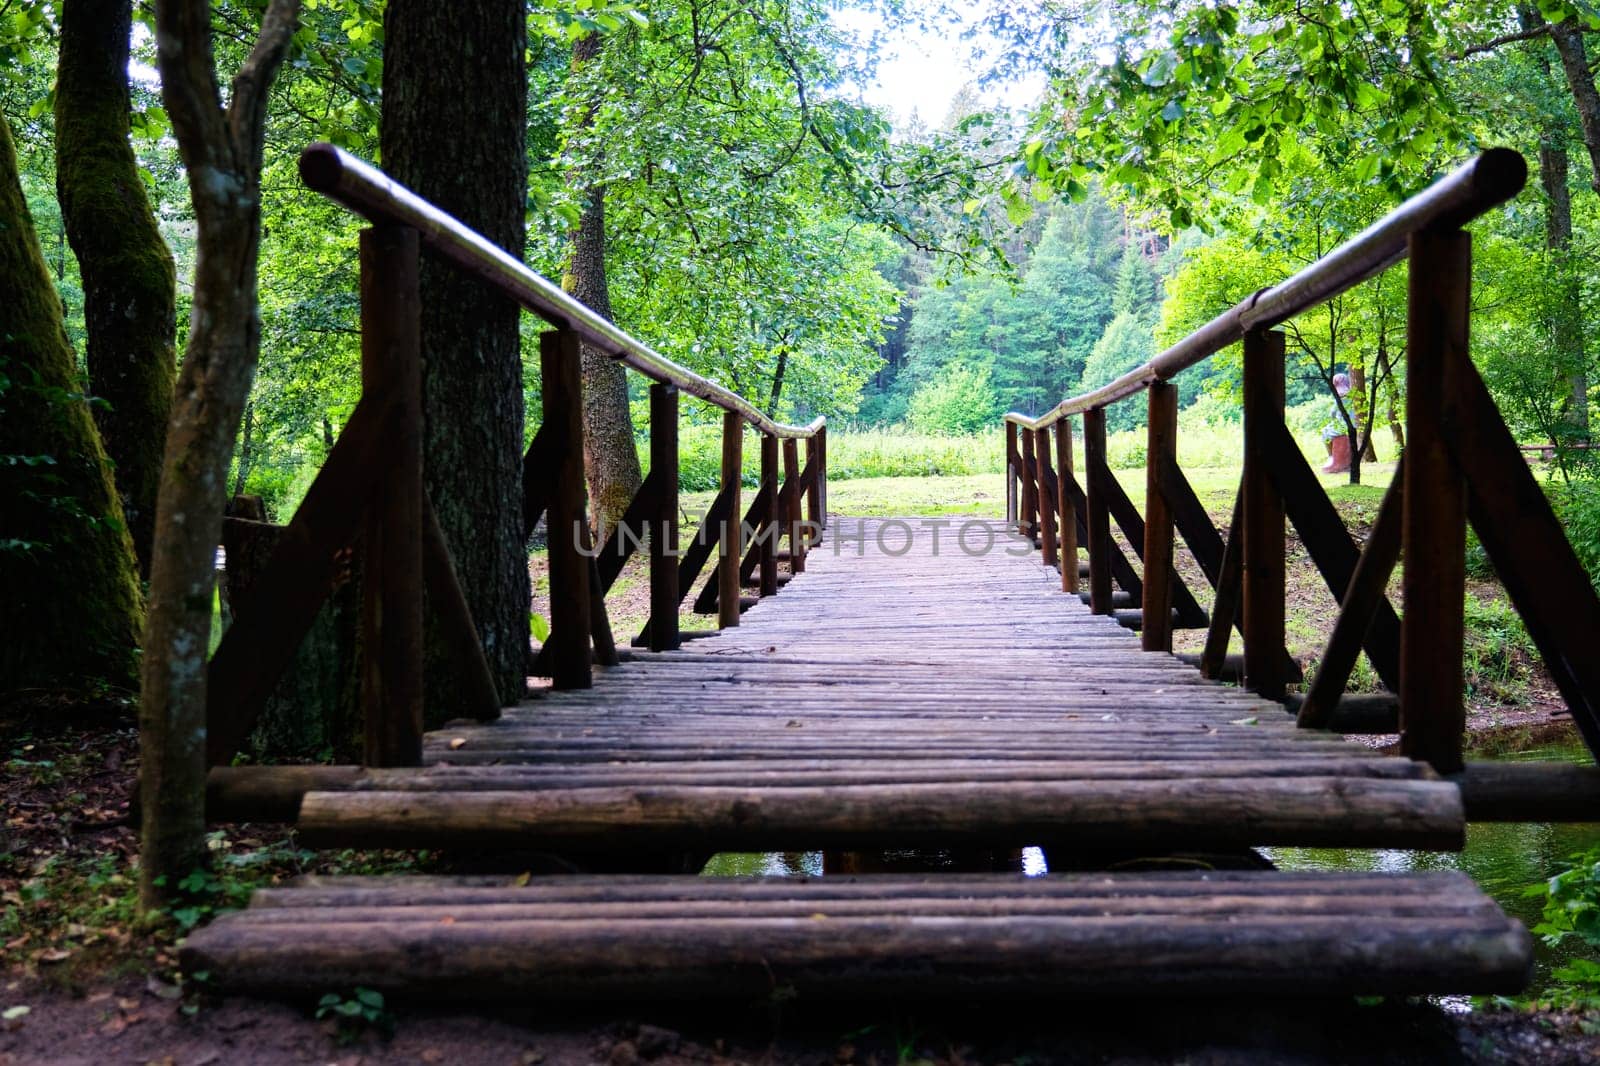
[
  {"left": 288, "top": 518, "right": 1464, "bottom": 853},
  {"left": 181, "top": 870, "right": 1530, "bottom": 1000}
]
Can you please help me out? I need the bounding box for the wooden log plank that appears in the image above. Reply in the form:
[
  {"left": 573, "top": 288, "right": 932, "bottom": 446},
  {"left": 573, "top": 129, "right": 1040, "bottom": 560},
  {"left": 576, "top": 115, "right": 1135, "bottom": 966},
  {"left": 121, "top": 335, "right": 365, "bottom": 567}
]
[
  {"left": 296, "top": 777, "right": 1465, "bottom": 852},
  {"left": 182, "top": 869, "right": 1529, "bottom": 1001},
  {"left": 1452, "top": 762, "right": 1600, "bottom": 822}
]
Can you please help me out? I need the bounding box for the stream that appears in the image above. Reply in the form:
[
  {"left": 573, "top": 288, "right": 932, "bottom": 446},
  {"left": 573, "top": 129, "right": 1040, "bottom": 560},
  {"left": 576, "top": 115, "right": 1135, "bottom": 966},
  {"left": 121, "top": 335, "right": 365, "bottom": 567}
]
[{"left": 700, "top": 741, "right": 1600, "bottom": 1001}]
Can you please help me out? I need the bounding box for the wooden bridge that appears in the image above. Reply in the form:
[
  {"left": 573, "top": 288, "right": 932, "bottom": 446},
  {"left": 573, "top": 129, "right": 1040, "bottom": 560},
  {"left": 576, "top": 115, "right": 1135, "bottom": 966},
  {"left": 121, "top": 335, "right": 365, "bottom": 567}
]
[{"left": 180, "top": 145, "right": 1600, "bottom": 1002}]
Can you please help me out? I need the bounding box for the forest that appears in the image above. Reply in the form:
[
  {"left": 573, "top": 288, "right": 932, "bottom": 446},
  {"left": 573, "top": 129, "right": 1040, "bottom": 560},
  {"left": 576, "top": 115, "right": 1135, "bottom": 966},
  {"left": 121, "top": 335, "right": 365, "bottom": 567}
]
[{"left": 6, "top": 0, "right": 1600, "bottom": 1059}]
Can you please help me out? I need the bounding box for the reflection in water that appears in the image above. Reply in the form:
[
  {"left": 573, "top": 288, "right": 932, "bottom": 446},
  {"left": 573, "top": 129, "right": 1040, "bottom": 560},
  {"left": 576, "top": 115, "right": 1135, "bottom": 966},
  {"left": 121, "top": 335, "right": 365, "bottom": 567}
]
[
  {"left": 1267, "top": 742, "right": 1600, "bottom": 996},
  {"left": 696, "top": 743, "right": 1600, "bottom": 997},
  {"left": 701, "top": 851, "right": 823, "bottom": 877}
]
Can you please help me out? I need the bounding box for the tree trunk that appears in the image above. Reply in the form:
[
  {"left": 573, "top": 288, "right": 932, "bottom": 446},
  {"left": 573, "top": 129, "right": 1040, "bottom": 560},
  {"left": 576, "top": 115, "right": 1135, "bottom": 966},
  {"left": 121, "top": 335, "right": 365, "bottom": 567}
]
[
  {"left": 54, "top": 0, "right": 177, "bottom": 579},
  {"left": 768, "top": 346, "right": 789, "bottom": 416},
  {"left": 140, "top": 0, "right": 298, "bottom": 912},
  {"left": 1538, "top": 142, "right": 1589, "bottom": 436},
  {"left": 568, "top": 33, "right": 642, "bottom": 539},
  {"left": 383, "top": 0, "right": 529, "bottom": 713},
  {"left": 1348, "top": 363, "right": 1378, "bottom": 465},
  {"left": 0, "top": 114, "right": 143, "bottom": 697},
  {"left": 1548, "top": 19, "right": 1600, "bottom": 196},
  {"left": 233, "top": 400, "right": 255, "bottom": 498}
]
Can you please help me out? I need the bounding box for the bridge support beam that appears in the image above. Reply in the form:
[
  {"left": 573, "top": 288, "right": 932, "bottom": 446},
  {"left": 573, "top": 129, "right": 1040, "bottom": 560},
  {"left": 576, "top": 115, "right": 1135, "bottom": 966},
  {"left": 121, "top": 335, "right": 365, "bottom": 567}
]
[
  {"left": 1083, "top": 407, "right": 1113, "bottom": 615},
  {"left": 719, "top": 411, "right": 744, "bottom": 629},
  {"left": 1242, "top": 329, "right": 1287, "bottom": 700},
  {"left": 1400, "top": 229, "right": 1470, "bottom": 774},
  {"left": 1142, "top": 382, "right": 1177, "bottom": 653},
  {"left": 649, "top": 383, "right": 680, "bottom": 652},
  {"left": 1034, "top": 427, "right": 1059, "bottom": 572},
  {"left": 540, "top": 327, "right": 592, "bottom": 690},
  {"left": 1055, "top": 419, "right": 1077, "bottom": 594}
]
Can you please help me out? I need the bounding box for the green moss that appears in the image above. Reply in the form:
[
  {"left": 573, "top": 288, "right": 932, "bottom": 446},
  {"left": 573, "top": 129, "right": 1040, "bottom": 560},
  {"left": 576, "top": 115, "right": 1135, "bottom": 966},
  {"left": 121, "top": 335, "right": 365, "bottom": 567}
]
[{"left": 0, "top": 114, "right": 144, "bottom": 695}]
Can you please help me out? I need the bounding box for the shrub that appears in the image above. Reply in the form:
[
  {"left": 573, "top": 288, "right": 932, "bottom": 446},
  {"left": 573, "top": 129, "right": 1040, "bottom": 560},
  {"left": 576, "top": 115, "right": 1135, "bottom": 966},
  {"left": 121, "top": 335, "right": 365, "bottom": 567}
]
[{"left": 907, "top": 364, "right": 998, "bottom": 436}]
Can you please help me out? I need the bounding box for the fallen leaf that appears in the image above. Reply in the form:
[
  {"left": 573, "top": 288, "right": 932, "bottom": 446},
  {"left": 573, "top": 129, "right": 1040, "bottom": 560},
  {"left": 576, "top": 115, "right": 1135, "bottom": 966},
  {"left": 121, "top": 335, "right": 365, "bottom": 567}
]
[
  {"left": 448, "top": 738, "right": 467, "bottom": 750},
  {"left": 35, "top": 948, "right": 71, "bottom": 963},
  {"left": 1230, "top": 716, "right": 1259, "bottom": 727},
  {"left": 2, "top": 1005, "right": 28, "bottom": 1021}
]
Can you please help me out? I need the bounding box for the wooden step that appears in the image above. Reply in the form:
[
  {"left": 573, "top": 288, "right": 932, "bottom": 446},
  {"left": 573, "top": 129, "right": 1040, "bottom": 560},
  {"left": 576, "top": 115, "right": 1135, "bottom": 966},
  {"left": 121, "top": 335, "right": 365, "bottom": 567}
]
[
  {"left": 290, "top": 774, "right": 1464, "bottom": 852},
  {"left": 181, "top": 870, "right": 1530, "bottom": 1001}
]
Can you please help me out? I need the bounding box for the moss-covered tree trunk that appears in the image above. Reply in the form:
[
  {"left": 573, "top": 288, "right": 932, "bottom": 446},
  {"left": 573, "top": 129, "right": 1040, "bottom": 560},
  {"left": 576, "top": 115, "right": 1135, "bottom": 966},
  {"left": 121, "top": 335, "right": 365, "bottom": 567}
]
[
  {"left": 139, "top": 0, "right": 298, "bottom": 912},
  {"left": 0, "top": 115, "right": 143, "bottom": 697},
  {"left": 54, "top": 0, "right": 178, "bottom": 578},
  {"left": 383, "top": 0, "right": 529, "bottom": 714}
]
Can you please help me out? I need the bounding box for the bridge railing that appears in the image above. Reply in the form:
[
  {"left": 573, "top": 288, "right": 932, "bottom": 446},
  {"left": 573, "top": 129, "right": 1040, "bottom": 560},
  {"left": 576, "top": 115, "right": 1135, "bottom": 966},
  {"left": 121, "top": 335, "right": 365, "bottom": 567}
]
[
  {"left": 204, "top": 143, "right": 826, "bottom": 770},
  {"left": 1002, "top": 148, "right": 1600, "bottom": 787}
]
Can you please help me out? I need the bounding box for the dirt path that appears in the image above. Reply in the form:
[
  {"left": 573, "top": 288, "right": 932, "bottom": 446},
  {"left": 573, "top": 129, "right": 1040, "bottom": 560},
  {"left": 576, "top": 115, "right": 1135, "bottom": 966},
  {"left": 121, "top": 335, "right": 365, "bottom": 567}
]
[{"left": 5, "top": 974, "right": 1600, "bottom": 1065}]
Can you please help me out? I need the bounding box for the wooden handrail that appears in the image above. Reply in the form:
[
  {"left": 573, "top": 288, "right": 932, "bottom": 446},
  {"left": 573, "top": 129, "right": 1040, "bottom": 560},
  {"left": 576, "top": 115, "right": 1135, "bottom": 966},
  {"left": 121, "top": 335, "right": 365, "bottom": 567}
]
[
  {"left": 1003, "top": 148, "right": 1526, "bottom": 431},
  {"left": 997, "top": 145, "right": 1600, "bottom": 782},
  {"left": 299, "top": 142, "right": 824, "bottom": 440}
]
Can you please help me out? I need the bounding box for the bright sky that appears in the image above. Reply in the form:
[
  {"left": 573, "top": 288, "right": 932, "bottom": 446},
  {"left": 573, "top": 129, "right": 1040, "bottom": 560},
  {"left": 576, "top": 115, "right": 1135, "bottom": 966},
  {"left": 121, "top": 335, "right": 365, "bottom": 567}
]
[{"left": 831, "top": 4, "right": 1048, "bottom": 131}]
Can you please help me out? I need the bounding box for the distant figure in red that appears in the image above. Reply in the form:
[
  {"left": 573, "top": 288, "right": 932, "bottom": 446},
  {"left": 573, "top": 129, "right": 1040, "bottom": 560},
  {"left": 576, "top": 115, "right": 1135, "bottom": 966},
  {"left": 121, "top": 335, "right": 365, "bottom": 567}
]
[{"left": 1321, "top": 372, "right": 1354, "bottom": 475}]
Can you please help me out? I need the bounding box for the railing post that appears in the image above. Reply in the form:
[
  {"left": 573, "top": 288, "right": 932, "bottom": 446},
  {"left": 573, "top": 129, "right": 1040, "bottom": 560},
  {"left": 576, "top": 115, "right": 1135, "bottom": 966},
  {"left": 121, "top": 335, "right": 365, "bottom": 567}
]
[
  {"left": 358, "top": 224, "right": 424, "bottom": 766},
  {"left": 719, "top": 411, "right": 744, "bottom": 628},
  {"left": 1034, "top": 427, "right": 1059, "bottom": 572},
  {"left": 1083, "top": 407, "right": 1113, "bottom": 614},
  {"left": 1242, "top": 329, "right": 1286, "bottom": 699},
  {"left": 817, "top": 423, "right": 828, "bottom": 531},
  {"left": 1020, "top": 426, "right": 1039, "bottom": 542},
  {"left": 1143, "top": 382, "right": 1177, "bottom": 653},
  {"left": 1056, "top": 418, "right": 1078, "bottom": 594},
  {"left": 783, "top": 436, "right": 805, "bottom": 573},
  {"left": 541, "top": 326, "right": 592, "bottom": 689},
  {"left": 648, "top": 383, "right": 680, "bottom": 652},
  {"left": 1401, "top": 228, "right": 1470, "bottom": 774},
  {"left": 1005, "top": 421, "right": 1019, "bottom": 529},
  {"left": 805, "top": 429, "right": 823, "bottom": 543},
  {"left": 759, "top": 432, "right": 779, "bottom": 597}
]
